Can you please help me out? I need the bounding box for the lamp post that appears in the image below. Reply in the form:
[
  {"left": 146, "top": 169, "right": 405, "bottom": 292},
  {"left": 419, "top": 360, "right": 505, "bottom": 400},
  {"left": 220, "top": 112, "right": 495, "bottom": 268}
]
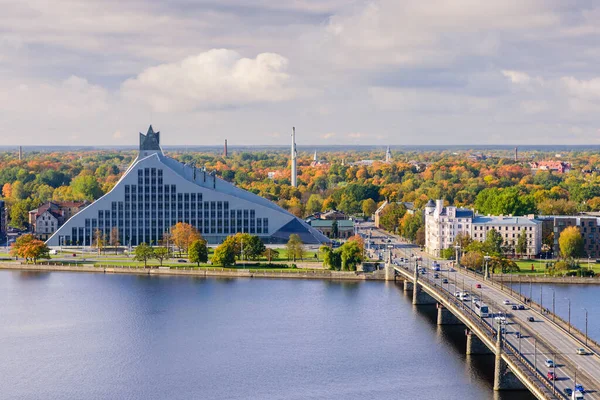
[
  {"left": 455, "top": 245, "right": 461, "bottom": 267},
  {"left": 529, "top": 280, "right": 532, "bottom": 303},
  {"left": 517, "top": 323, "right": 522, "bottom": 354},
  {"left": 583, "top": 308, "right": 588, "bottom": 346},
  {"left": 534, "top": 338, "right": 537, "bottom": 374},
  {"left": 565, "top": 297, "right": 571, "bottom": 333},
  {"left": 540, "top": 286, "right": 543, "bottom": 313},
  {"left": 484, "top": 255, "right": 490, "bottom": 281},
  {"left": 550, "top": 288, "right": 555, "bottom": 322}
]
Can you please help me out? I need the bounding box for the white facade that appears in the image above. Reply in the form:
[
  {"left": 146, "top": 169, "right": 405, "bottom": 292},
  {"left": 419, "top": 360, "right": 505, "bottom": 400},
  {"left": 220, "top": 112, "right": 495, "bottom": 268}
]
[
  {"left": 425, "top": 200, "right": 473, "bottom": 257},
  {"left": 425, "top": 199, "right": 542, "bottom": 257},
  {"left": 472, "top": 216, "right": 541, "bottom": 256},
  {"left": 47, "top": 126, "right": 328, "bottom": 247},
  {"left": 35, "top": 211, "right": 59, "bottom": 235}
]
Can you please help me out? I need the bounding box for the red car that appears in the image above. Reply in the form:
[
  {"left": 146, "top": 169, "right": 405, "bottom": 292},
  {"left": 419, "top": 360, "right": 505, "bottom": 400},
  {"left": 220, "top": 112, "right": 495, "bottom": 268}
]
[
  {"left": 547, "top": 371, "right": 556, "bottom": 380},
  {"left": 476, "top": 283, "right": 482, "bottom": 289}
]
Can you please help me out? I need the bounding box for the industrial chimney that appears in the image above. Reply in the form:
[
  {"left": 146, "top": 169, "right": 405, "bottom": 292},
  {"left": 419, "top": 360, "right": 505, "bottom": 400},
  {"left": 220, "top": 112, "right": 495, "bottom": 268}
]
[
  {"left": 291, "top": 127, "right": 297, "bottom": 187},
  {"left": 224, "top": 139, "right": 228, "bottom": 158}
]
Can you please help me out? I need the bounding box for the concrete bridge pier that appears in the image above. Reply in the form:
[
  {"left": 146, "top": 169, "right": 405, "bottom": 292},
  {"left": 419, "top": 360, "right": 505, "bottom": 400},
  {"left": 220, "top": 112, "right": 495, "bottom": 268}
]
[
  {"left": 436, "top": 304, "right": 462, "bottom": 325},
  {"left": 493, "top": 325, "right": 526, "bottom": 391},
  {"left": 384, "top": 262, "right": 395, "bottom": 281},
  {"left": 403, "top": 280, "right": 413, "bottom": 292},
  {"left": 412, "top": 286, "right": 437, "bottom": 305},
  {"left": 465, "top": 329, "right": 493, "bottom": 355}
]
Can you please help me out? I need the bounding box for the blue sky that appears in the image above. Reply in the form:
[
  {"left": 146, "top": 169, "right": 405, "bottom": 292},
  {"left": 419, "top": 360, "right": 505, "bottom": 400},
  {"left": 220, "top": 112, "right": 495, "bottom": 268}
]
[{"left": 2, "top": 0, "right": 600, "bottom": 146}]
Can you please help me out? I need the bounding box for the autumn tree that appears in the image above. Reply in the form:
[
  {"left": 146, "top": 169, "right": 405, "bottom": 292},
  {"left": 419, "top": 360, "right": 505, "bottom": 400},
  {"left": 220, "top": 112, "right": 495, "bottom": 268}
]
[
  {"left": 558, "top": 226, "right": 583, "bottom": 265},
  {"left": 93, "top": 228, "right": 105, "bottom": 255},
  {"left": 109, "top": 227, "right": 120, "bottom": 254},
  {"left": 170, "top": 222, "right": 202, "bottom": 256},
  {"left": 378, "top": 202, "right": 406, "bottom": 232},
  {"left": 461, "top": 251, "right": 484, "bottom": 271},
  {"left": 11, "top": 234, "right": 50, "bottom": 264}
]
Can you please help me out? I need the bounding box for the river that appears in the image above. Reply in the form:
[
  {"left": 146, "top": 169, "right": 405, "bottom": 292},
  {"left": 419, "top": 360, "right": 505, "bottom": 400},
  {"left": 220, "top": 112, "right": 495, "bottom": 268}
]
[{"left": 0, "top": 270, "right": 554, "bottom": 399}]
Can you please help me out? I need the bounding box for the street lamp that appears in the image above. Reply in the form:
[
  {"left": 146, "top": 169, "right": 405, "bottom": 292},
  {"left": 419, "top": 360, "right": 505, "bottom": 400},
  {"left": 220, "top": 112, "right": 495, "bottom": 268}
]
[
  {"left": 550, "top": 288, "right": 555, "bottom": 322},
  {"left": 484, "top": 255, "right": 491, "bottom": 281},
  {"left": 583, "top": 308, "right": 588, "bottom": 346},
  {"left": 565, "top": 297, "right": 571, "bottom": 333},
  {"left": 454, "top": 245, "right": 461, "bottom": 267}
]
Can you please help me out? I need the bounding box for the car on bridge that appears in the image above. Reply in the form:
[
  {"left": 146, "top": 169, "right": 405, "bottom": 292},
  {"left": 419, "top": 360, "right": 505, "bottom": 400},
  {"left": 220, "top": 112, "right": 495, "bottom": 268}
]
[
  {"left": 503, "top": 299, "right": 511, "bottom": 305},
  {"left": 575, "top": 384, "right": 584, "bottom": 393},
  {"left": 563, "top": 387, "right": 572, "bottom": 396},
  {"left": 475, "top": 283, "right": 482, "bottom": 288},
  {"left": 518, "top": 305, "right": 525, "bottom": 310},
  {"left": 527, "top": 316, "right": 535, "bottom": 322},
  {"left": 577, "top": 348, "right": 587, "bottom": 355},
  {"left": 442, "top": 278, "right": 448, "bottom": 284},
  {"left": 546, "top": 371, "right": 556, "bottom": 380},
  {"left": 545, "top": 359, "right": 554, "bottom": 368},
  {"left": 511, "top": 305, "right": 518, "bottom": 310}
]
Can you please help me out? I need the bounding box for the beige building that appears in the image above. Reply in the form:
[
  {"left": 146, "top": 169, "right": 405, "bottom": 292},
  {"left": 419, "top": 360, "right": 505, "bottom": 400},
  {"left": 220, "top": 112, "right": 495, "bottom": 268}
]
[{"left": 472, "top": 216, "right": 541, "bottom": 257}]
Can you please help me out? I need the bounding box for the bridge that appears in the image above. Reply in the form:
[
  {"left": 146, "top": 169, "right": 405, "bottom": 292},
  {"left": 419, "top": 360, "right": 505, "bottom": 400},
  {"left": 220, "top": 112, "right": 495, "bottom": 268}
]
[{"left": 379, "top": 244, "right": 600, "bottom": 400}]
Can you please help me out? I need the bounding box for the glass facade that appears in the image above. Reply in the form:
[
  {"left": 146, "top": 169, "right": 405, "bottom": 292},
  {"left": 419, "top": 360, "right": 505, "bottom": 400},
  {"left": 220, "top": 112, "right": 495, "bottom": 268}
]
[{"left": 61, "top": 167, "right": 268, "bottom": 246}]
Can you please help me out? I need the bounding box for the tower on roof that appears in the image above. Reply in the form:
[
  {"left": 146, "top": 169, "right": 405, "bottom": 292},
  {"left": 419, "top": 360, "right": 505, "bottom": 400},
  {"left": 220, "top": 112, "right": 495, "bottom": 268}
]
[{"left": 139, "top": 125, "right": 163, "bottom": 157}]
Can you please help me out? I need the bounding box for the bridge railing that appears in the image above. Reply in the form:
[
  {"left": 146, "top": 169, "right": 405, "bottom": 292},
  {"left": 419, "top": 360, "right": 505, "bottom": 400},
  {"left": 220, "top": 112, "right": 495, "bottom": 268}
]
[
  {"left": 488, "top": 273, "right": 600, "bottom": 358},
  {"left": 396, "top": 266, "right": 558, "bottom": 399}
]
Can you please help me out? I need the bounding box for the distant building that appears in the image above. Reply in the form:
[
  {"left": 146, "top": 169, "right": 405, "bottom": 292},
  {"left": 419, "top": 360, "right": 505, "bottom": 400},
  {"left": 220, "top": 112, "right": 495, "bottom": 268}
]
[
  {"left": 46, "top": 126, "right": 328, "bottom": 246},
  {"left": 29, "top": 201, "right": 89, "bottom": 240},
  {"left": 319, "top": 210, "right": 348, "bottom": 221},
  {"left": 374, "top": 200, "right": 414, "bottom": 228},
  {"left": 537, "top": 215, "right": 600, "bottom": 259},
  {"left": 529, "top": 161, "right": 571, "bottom": 174},
  {"left": 424, "top": 199, "right": 541, "bottom": 257},
  {"left": 308, "top": 219, "right": 354, "bottom": 239}
]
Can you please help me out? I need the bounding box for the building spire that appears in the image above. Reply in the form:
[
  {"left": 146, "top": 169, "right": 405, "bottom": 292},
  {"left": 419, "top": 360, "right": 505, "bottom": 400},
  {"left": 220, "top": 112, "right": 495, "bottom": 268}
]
[
  {"left": 291, "top": 127, "right": 297, "bottom": 187},
  {"left": 385, "top": 146, "right": 392, "bottom": 162}
]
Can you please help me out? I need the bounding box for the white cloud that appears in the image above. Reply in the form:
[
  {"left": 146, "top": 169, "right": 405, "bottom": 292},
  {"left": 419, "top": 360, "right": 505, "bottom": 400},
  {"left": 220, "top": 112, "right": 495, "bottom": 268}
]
[{"left": 121, "top": 49, "right": 298, "bottom": 112}]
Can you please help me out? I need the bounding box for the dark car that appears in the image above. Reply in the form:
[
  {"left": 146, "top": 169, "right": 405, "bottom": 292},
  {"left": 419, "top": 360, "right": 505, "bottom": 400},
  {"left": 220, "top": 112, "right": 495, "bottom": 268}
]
[
  {"left": 442, "top": 278, "right": 449, "bottom": 284},
  {"left": 512, "top": 305, "right": 518, "bottom": 310},
  {"left": 528, "top": 316, "right": 535, "bottom": 322},
  {"left": 177, "top": 259, "right": 187, "bottom": 263},
  {"left": 518, "top": 305, "right": 525, "bottom": 310},
  {"left": 564, "top": 388, "right": 572, "bottom": 396}
]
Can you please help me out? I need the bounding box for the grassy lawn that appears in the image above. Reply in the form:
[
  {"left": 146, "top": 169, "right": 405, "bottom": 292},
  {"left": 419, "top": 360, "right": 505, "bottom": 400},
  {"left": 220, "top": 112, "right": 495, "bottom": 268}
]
[{"left": 511, "top": 259, "right": 600, "bottom": 274}]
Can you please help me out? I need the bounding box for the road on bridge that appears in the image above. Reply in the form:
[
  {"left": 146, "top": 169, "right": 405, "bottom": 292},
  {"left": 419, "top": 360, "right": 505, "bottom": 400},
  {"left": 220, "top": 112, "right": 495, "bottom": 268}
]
[{"left": 358, "top": 222, "right": 600, "bottom": 399}]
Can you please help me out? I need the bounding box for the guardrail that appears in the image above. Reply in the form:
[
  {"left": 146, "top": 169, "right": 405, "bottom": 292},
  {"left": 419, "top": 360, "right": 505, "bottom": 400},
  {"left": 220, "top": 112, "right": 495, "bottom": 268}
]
[
  {"left": 488, "top": 273, "right": 600, "bottom": 358},
  {"left": 394, "top": 266, "right": 557, "bottom": 399}
]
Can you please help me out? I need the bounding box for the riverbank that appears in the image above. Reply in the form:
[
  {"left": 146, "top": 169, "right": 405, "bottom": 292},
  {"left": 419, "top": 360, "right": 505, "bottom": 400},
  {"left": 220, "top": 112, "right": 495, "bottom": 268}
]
[
  {"left": 0, "top": 262, "right": 386, "bottom": 281},
  {"left": 491, "top": 273, "right": 600, "bottom": 284}
]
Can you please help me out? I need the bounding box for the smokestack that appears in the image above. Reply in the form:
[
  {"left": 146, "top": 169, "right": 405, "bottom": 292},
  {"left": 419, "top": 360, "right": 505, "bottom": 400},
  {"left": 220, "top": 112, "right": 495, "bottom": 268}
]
[
  {"left": 514, "top": 147, "right": 518, "bottom": 162},
  {"left": 18, "top": 146, "right": 22, "bottom": 161},
  {"left": 224, "top": 139, "right": 228, "bottom": 158},
  {"left": 291, "top": 127, "right": 297, "bottom": 187}
]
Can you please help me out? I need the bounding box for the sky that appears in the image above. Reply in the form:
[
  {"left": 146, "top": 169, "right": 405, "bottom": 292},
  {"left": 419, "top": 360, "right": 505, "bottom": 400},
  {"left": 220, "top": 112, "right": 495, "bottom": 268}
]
[{"left": 2, "top": 0, "right": 600, "bottom": 146}]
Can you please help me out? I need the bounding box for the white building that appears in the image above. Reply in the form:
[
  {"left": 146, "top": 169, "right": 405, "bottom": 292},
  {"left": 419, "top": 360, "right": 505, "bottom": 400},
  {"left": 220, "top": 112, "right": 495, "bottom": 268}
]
[
  {"left": 46, "top": 126, "right": 328, "bottom": 247},
  {"left": 425, "top": 200, "right": 473, "bottom": 256},
  {"left": 425, "top": 199, "right": 542, "bottom": 257}
]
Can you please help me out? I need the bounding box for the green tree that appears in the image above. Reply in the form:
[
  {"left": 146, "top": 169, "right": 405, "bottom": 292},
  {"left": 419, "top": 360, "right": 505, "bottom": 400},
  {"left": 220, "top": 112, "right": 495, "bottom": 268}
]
[
  {"left": 154, "top": 247, "right": 170, "bottom": 266},
  {"left": 306, "top": 194, "right": 323, "bottom": 215},
  {"left": 243, "top": 235, "right": 266, "bottom": 260},
  {"left": 285, "top": 234, "right": 304, "bottom": 261},
  {"left": 331, "top": 220, "right": 339, "bottom": 239},
  {"left": 361, "top": 198, "right": 377, "bottom": 217},
  {"left": 516, "top": 229, "right": 528, "bottom": 258},
  {"left": 263, "top": 248, "right": 280, "bottom": 263},
  {"left": 188, "top": 240, "right": 208, "bottom": 266},
  {"left": 93, "top": 228, "right": 105, "bottom": 255},
  {"left": 212, "top": 239, "right": 236, "bottom": 266},
  {"left": 558, "top": 226, "right": 583, "bottom": 263},
  {"left": 340, "top": 240, "right": 363, "bottom": 271},
  {"left": 483, "top": 229, "right": 503, "bottom": 256},
  {"left": 70, "top": 174, "right": 103, "bottom": 201},
  {"left": 134, "top": 243, "right": 154, "bottom": 268},
  {"left": 9, "top": 199, "right": 32, "bottom": 229},
  {"left": 378, "top": 203, "right": 406, "bottom": 232}
]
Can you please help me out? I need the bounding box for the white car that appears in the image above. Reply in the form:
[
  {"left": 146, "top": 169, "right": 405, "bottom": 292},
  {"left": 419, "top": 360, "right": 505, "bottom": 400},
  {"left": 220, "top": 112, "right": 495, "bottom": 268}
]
[
  {"left": 545, "top": 359, "right": 554, "bottom": 368},
  {"left": 577, "top": 348, "right": 587, "bottom": 355},
  {"left": 503, "top": 299, "right": 510, "bottom": 305}
]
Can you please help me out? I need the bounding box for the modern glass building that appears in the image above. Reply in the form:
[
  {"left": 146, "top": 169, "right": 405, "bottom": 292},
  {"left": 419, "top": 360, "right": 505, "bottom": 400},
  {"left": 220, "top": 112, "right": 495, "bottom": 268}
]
[{"left": 46, "top": 126, "right": 328, "bottom": 247}]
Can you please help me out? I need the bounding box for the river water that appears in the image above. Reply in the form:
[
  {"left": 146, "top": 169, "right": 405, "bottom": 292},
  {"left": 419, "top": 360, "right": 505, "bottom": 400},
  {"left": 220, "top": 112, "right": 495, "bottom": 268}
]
[{"left": 0, "top": 270, "right": 547, "bottom": 400}]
